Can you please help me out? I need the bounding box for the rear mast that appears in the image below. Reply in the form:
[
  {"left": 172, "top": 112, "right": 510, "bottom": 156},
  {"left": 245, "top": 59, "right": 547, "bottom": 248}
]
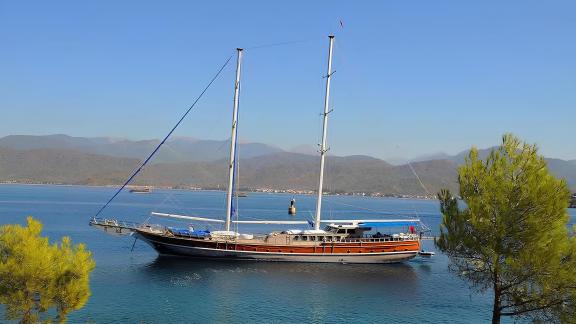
[
  {"left": 313, "top": 35, "right": 335, "bottom": 230},
  {"left": 225, "top": 48, "right": 243, "bottom": 232}
]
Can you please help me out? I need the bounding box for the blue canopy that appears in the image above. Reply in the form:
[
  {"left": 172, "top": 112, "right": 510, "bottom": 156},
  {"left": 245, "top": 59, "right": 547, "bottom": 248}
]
[{"left": 169, "top": 227, "right": 211, "bottom": 238}]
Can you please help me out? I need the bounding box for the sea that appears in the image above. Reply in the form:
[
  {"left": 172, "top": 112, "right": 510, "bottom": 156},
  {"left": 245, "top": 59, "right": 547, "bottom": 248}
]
[{"left": 0, "top": 184, "right": 574, "bottom": 323}]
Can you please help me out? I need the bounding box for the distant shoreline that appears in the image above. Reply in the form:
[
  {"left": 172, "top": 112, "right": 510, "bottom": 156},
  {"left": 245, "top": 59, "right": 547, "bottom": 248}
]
[{"left": 0, "top": 181, "right": 437, "bottom": 200}]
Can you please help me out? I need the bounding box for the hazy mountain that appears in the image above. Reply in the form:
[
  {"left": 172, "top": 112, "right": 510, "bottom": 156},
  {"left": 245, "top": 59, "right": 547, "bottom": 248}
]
[
  {"left": 448, "top": 147, "right": 496, "bottom": 165},
  {"left": 0, "top": 147, "right": 139, "bottom": 185},
  {"left": 381, "top": 156, "right": 412, "bottom": 165},
  {"left": 0, "top": 134, "right": 282, "bottom": 163},
  {"left": 410, "top": 152, "right": 452, "bottom": 163},
  {"left": 288, "top": 144, "right": 317, "bottom": 155},
  {"left": 0, "top": 135, "right": 574, "bottom": 194},
  {"left": 544, "top": 158, "right": 576, "bottom": 189},
  {"left": 141, "top": 153, "right": 457, "bottom": 195},
  {"left": 0, "top": 147, "right": 457, "bottom": 195}
]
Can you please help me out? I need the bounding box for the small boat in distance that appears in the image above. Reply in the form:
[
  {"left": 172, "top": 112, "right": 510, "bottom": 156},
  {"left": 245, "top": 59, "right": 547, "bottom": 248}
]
[{"left": 129, "top": 187, "right": 151, "bottom": 194}]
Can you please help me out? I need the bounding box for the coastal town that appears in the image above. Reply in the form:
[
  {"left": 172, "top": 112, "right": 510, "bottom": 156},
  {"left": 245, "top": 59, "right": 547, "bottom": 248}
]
[
  {"left": 0, "top": 180, "right": 437, "bottom": 200},
  {"left": 2, "top": 179, "right": 575, "bottom": 203}
]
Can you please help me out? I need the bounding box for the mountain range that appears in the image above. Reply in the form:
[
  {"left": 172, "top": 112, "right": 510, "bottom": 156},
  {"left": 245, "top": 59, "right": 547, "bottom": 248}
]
[
  {"left": 0, "top": 134, "right": 574, "bottom": 195},
  {"left": 0, "top": 134, "right": 282, "bottom": 163}
]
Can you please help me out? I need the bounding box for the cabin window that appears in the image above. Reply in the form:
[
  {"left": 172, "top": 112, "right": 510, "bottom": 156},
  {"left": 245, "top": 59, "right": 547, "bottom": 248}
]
[
  {"left": 302, "top": 236, "right": 308, "bottom": 241},
  {"left": 293, "top": 236, "right": 299, "bottom": 241},
  {"left": 310, "top": 236, "right": 316, "bottom": 242}
]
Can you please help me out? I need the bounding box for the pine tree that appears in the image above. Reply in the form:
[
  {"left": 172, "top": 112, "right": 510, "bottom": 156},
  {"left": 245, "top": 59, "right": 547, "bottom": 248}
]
[
  {"left": 0, "top": 217, "right": 95, "bottom": 323},
  {"left": 436, "top": 134, "right": 576, "bottom": 323}
]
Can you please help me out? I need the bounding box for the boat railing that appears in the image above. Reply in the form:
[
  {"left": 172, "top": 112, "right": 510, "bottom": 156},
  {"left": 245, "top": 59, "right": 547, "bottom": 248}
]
[
  {"left": 213, "top": 234, "right": 268, "bottom": 242},
  {"left": 339, "top": 235, "right": 419, "bottom": 243},
  {"left": 90, "top": 217, "right": 140, "bottom": 230},
  {"left": 251, "top": 234, "right": 268, "bottom": 241}
]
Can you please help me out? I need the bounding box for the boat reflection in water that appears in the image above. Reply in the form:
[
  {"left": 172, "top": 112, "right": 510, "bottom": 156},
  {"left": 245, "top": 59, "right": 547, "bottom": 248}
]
[
  {"left": 133, "top": 256, "right": 418, "bottom": 322},
  {"left": 142, "top": 255, "right": 419, "bottom": 294}
]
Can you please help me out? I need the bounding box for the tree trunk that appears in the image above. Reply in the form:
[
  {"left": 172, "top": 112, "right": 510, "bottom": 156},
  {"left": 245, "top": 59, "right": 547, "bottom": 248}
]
[
  {"left": 492, "top": 271, "right": 501, "bottom": 324},
  {"left": 20, "top": 310, "right": 32, "bottom": 324},
  {"left": 492, "top": 289, "right": 501, "bottom": 324}
]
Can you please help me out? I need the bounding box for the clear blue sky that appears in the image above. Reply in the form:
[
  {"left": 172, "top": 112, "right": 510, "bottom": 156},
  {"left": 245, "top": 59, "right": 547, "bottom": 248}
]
[{"left": 1, "top": 1, "right": 574, "bottom": 160}]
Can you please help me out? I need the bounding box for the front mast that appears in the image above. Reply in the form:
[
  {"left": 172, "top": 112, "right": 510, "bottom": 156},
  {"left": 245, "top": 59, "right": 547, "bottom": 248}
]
[
  {"left": 225, "top": 48, "right": 243, "bottom": 232},
  {"left": 313, "top": 35, "right": 335, "bottom": 230}
]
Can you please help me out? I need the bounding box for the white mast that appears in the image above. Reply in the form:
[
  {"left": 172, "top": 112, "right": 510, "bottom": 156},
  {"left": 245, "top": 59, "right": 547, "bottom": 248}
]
[
  {"left": 225, "top": 48, "right": 243, "bottom": 232},
  {"left": 313, "top": 35, "right": 335, "bottom": 230}
]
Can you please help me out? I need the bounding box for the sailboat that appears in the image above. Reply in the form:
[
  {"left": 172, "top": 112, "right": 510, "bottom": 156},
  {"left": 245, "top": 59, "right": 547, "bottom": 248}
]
[{"left": 121, "top": 36, "right": 423, "bottom": 263}]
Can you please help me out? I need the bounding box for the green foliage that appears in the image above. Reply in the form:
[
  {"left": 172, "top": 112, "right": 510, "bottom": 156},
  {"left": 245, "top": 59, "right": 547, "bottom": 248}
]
[
  {"left": 436, "top": 134, "right": 576, "bottom": 323},
  {"left": 0, "top": 217, "right": 95, "bottom": 323}
]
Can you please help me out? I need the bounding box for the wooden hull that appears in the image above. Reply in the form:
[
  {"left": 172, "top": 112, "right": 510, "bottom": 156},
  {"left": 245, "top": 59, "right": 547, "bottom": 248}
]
[{"left": 135, "top": 230, "right": 420, "bottom": 264}]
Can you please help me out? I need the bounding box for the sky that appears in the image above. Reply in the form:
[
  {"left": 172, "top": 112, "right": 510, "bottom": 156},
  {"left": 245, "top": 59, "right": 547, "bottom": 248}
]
[{"left": 1, "top": 1, "right": 575, "bottom": 161}]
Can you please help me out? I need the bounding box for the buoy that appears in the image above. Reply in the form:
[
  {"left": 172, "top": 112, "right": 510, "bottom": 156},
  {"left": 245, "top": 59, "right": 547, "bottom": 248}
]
[{"left": 288, "top": 198, "right": 296, "bottom": 215}]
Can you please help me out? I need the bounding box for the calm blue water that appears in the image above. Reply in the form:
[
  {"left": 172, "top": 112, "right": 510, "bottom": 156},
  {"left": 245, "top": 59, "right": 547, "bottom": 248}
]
[{"left": 0, "top": 185, "right": 574, "bottom": 323}]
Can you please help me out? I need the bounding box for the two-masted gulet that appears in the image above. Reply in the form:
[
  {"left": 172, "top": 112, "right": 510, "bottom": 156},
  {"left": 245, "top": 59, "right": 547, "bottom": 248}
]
[{"left": 91, "top": 36, "right": 423, "bottom": 263}]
